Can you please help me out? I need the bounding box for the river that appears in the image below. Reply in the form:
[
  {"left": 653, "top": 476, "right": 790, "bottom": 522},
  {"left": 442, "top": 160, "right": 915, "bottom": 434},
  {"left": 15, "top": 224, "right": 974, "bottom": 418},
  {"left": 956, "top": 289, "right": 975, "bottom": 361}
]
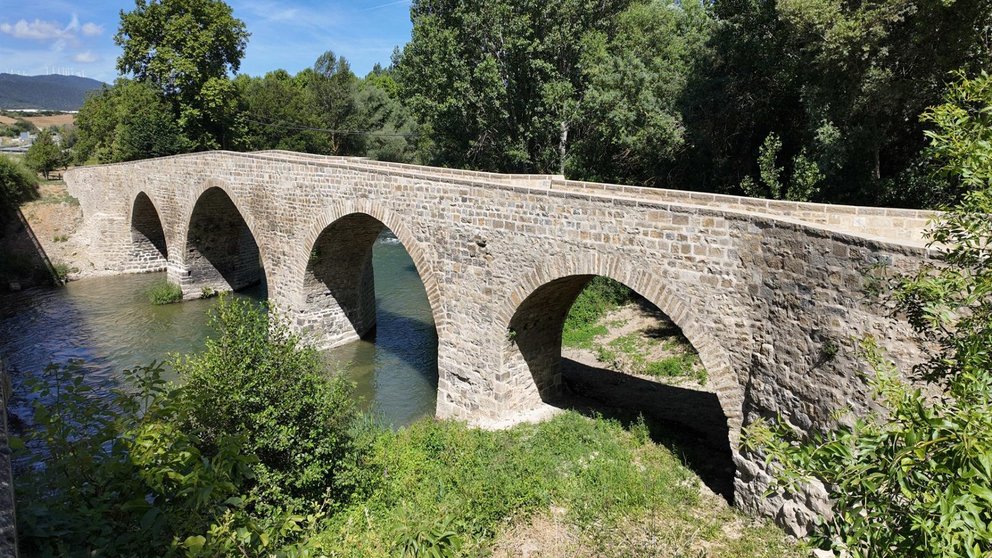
[{"left": 0, "top": 235, "right": 438, "bottom": 428}]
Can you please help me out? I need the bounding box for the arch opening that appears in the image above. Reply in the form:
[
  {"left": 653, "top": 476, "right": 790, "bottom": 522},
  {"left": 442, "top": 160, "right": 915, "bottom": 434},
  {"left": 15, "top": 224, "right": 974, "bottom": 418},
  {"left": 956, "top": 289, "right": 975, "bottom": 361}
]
[
  {"left": 129, "top": 192, "right": 168, "bottom": 272},
  {"left": 505, "top": 275, "right": 735, "bottom": 501},
  {"left": 184, "top": 187, "right": 265, "bottom": 297},
  {"left": 303, "top": 213, "right": 439, "bottom": 425}
]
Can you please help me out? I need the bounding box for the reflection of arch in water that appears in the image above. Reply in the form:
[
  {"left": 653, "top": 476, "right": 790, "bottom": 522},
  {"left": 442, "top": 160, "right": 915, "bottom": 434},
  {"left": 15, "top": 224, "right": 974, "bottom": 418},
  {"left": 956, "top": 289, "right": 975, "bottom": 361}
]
[{"left": 128, "top": 191, "right": 168, "bottom": 271}]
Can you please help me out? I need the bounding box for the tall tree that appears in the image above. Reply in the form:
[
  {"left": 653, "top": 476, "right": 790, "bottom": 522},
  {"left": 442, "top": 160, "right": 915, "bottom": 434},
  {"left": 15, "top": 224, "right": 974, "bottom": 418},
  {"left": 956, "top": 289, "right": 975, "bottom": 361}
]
[
  {"left": 567, "top": 0, "right": 714, "bottom": 185},
  {"left": 115, "top": 0, "right": 250, "bottom": 149},
  {"left": 396, "top": 0, "right": 634, "bottom": 173},
  {"left": 74, "top": 80, "right": 190, "bottom": 164}
]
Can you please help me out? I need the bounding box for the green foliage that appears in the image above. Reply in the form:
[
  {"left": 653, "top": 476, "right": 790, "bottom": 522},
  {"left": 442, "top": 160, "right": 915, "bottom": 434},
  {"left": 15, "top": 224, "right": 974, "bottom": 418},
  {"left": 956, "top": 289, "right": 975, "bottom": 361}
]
[
  {"left": 0, "top": 155, "right": 38, "bottom": 209},
  {"left": 115, "top": 0, "right": 249, "bottom": 150},
  {"left": 740, "top": 133, "right": 822, "bottom": 201},
  {"left": 689, "top": 0, "right": 991, "bottom": 205},
  {"left": 396, "top": 0, "right": 637, "bottom": 173},
  {"left": 50, "top": 261, "right": 77, "bottom": 283},
  {"left": 745, "top": 73, "right": 992, "bottom": 557},
  {"left": 923, "top": 71, "right": 992, "bottom": 197},
  {"left": 172, "top": 297, "right": 360, "bottom": 508},
  {"left": 15, "top": 361, "right": 257, "bottom": 556},
  {"left": 146, "top": 279, "right": 183, "bottom": 304},
  {"left": 562, "top": 276, "right": 632, "bottom": 348},
  {"left": 24, "top": 129, "right": 64, "bottom": 179},
  {"left": 74, "top": 80, "right": 191, "bottom": 164},
  {"left": 567, "top": 0, "right": 714, "bottom": 184}
]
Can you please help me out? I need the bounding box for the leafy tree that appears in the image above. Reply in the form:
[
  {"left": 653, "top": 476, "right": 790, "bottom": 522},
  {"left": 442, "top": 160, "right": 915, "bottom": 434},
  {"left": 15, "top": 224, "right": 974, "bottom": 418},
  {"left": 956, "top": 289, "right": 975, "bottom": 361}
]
[
  {"left": 746, "top": 72, "right": 992, "bottom": 558},
  {"left": 74, "top": 80, "right": 190, "bottom": 164},
  {"left": 115, "top": 0, "right": 250, "bottom": 149},
  {"left": 24, "top": 129, "right": 63, "bottom": 179},
  {"left": 567, "top": 0, "right": 714, "bottom": 184},
  {"left": 396, "top": 0, "right": 635, "bottom": 173}
]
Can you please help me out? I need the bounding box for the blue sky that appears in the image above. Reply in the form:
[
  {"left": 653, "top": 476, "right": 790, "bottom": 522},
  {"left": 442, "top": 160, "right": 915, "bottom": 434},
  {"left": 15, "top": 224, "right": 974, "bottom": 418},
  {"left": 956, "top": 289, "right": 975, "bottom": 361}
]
[{"left": 0, "top": 0, "right": 414, "bottom": 83}]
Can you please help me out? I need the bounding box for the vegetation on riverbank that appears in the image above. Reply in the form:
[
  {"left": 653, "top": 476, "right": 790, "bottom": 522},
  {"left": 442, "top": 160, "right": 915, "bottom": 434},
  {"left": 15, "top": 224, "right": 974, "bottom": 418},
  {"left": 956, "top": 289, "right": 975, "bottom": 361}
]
[{"left": 13, "top": 296, "right": 795, "bottom": 557}]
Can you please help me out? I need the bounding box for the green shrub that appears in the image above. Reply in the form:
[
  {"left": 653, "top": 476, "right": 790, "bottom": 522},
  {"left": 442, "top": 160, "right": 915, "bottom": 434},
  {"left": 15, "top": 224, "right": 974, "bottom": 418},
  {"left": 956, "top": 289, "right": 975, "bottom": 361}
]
[
  {"left": 0, "top": 155, "right": 38, "bottom": 209},
  {"left": 146, "top": 279, "right": 183, "bottom": 304},
  {"left": 15, "top": 298, "right": 362, "bottom": 556},
  {"left": 172, "top": 296, "right": 361, "bottom": 508},
  {"left": 50, "top": 261, "right": 78, "bottom": 283}
]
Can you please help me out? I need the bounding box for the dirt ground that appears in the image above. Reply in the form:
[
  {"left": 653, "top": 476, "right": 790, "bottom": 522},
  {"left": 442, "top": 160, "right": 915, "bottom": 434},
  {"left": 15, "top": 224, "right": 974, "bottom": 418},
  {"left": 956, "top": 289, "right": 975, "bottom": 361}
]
[
  {"left": 0, "top": 115, "right": 17, "bottom": 125},
  {"left": 22, "top": 114, "right": 75, "bottom": 129},
  {"left": 562, "top": 303, "right": 706, "bottom": 390}
]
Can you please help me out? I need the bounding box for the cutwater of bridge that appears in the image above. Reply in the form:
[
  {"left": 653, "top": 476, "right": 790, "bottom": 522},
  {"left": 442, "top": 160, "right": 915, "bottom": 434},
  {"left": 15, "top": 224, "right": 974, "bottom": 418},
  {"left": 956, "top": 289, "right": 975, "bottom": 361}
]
[{"left": 65, "top": 150, "right": 936, "bottom": 526}]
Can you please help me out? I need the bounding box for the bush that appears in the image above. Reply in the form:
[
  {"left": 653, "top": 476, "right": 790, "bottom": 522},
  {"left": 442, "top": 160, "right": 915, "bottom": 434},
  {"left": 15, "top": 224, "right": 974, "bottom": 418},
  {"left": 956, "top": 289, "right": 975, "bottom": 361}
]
[
  {"left": 172, "top": 296, "right": 361, "bottom": 508},
  {"left": 15, "top": 298, "right": 362, "bottom": 555},
  {"left": 0, "top": 155, "right": 38, "bottom": 209},
  {"left": 146, "top": 279, "right": 183, "bottom": 304}
]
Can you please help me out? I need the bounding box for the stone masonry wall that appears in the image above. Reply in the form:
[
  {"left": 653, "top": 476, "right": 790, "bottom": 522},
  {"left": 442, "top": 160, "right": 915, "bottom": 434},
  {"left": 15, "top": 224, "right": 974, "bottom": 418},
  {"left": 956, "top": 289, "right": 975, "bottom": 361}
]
[{"left": 65, "top": 151, "right": 935, "bottom": 523}]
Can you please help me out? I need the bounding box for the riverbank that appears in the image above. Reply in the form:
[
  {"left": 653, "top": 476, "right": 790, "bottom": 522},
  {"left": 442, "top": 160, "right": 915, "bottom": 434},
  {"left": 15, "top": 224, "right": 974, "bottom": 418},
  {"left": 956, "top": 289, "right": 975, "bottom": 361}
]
[{"left": 0, "top": 178, "right": 96, "bottom": 290}]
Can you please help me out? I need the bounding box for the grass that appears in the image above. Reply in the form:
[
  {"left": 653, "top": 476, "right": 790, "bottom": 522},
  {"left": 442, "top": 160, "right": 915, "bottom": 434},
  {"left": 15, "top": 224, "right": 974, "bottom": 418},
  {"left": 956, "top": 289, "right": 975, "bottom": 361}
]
[
  {"left": 314, "top": 413, "right": 797, "bottom": 557},
  {"left": 51, "top": 261, "right": 78, "bottom": 283},
  {"left": 146, "top": 279, "right": 183, "bottom": 304},
  {"left": 562, "top": 277, "right": 632, "bottom": 348}
]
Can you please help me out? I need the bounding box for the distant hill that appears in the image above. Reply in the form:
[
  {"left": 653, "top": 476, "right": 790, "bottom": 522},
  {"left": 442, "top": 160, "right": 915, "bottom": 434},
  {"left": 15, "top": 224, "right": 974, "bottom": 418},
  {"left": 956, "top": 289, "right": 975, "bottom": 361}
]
[{"left": 0, "top": 74, "right": 107, "bottom": 111}]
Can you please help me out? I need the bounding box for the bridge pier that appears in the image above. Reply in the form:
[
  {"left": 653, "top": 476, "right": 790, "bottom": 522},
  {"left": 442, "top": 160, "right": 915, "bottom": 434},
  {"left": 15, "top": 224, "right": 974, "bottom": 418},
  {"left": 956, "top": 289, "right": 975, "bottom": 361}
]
[{"left": 288, "top": 213, "right": 383, "bottom": 349}]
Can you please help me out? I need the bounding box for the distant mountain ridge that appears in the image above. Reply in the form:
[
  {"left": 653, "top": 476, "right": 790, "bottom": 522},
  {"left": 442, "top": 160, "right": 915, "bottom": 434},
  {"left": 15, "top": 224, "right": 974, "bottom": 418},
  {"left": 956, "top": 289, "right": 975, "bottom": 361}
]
[{"left": 0, "top": 74, "right": 107, "bottom": 111}]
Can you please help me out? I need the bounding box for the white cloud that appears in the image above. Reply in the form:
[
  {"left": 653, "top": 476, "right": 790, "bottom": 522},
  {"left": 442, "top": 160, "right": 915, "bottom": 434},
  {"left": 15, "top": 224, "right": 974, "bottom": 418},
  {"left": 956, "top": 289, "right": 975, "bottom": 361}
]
[
  {"left": 81, "top": 22, "right": 103, "bottom": 36},
  {"left": 73, "top": 50, "right": 99, "bottom": 63},
  {"left": 0, "top": 19, "right": 72, "bottom": 40},
  {"left": 0, "top": 16, "right": 104, "bottom": 41}
]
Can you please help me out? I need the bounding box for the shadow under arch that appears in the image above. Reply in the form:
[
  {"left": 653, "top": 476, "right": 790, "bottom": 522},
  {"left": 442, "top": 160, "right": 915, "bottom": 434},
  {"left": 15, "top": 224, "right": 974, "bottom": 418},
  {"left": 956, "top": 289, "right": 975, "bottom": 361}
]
[
  {"left": 182, "top": 185, "right": 267, "bottom": 297},
  {"left": 128, "top": 191, "right": 168, "bottom": 270},
  {"left": 499, "top": 261, "right": 745, "bottom": 502}
]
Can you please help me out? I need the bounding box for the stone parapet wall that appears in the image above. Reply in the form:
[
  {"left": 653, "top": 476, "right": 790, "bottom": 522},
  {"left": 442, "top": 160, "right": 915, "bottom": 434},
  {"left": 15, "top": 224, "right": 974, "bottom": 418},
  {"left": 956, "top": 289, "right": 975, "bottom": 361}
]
[{"left": 65, "top": 150, "right": 935, "bottom": 527}]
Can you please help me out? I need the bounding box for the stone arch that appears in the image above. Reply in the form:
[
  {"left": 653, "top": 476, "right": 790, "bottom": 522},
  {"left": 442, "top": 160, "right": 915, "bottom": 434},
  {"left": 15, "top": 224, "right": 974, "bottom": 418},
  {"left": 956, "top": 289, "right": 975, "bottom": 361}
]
[
  {"left": 292, "top": 200, "right": 446, "bottom": 344},
  {"left": 126, "top": 191, "right": 168, "bottom": 272},
  {"left": 177, "top": 180, "right": 267, "bottom": 297},
  {"left": 496, "top": 255, "right": 745, "bottom": 449}
]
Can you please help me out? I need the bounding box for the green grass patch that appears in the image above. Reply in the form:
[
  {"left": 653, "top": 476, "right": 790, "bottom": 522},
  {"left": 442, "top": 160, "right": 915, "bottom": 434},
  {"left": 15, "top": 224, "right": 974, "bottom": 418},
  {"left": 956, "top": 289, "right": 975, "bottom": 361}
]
[
  {"left": 146, "top": 279, "right": 182, "bottom": 304},
  {"left": 315, "top": 413, "right": 794, "bottom": 557},
  {"left": 562, "top": 277, "right": 632, "bottom": 348}
]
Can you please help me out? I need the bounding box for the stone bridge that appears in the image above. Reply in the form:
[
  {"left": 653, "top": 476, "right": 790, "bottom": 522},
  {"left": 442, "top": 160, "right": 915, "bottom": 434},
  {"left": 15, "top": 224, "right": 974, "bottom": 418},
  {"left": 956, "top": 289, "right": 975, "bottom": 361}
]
[{"left": 65, "top": 150, "right": 935, "bottom": 519}]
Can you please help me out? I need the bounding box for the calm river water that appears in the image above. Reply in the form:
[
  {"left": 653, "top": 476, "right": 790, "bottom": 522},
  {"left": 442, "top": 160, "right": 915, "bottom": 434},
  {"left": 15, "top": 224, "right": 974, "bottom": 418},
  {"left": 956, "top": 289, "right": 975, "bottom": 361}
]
[{"left": 0, "top": 236, "right": 438, "bottom": 427}]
